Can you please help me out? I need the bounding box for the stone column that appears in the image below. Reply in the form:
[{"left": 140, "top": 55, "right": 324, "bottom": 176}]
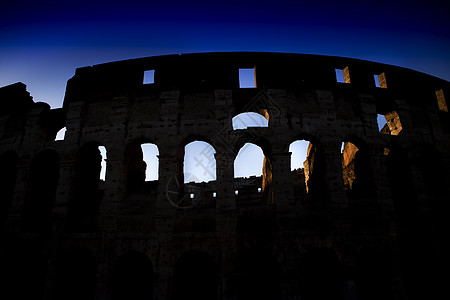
[
  {"left": 7, "top": 160, "right": 30, "bottom": 232},
  {"left": 155, "top": 154, "right": 178, "bottom": 300},
  {"left": 215, "top": 151, "right": 236, "bottom": 211},
  {"left": 156, "top": 154, "right": 180, "bottom": 210},
  {"left": 99, "top": 148, "right": 127, "bottom": 232},
  {"left": 323, "top": 141, "right": 348, "bottom": 208},
  {"left": 367, "top": 144, "right": 394, "bottom": 211},
  {"left": 64, "top": 101, "right": 85, "bottom": 147},
  {"left": 216, "top": 212, "right": 238, "bottom": 300},
  {"left": 51, "top": 160, "right": 74, "bottom": 231},
  {"left": 213, "top": 150, "right": 238, "bottom": 300},
  {"left": 407, "top": 153, "right": 433, "bottom": 215},
  {"left": 271, "top": 151, "right": 295, "bottom": 208}
]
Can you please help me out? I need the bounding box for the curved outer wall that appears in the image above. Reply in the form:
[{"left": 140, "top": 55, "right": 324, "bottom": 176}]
[{"left": 1, "top": 52, "right": 450, "bottom": 300}]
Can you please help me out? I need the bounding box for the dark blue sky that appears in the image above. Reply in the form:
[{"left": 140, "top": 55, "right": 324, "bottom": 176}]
[{"left": 1, "top": 0, "right": 449, "bottom": 108}]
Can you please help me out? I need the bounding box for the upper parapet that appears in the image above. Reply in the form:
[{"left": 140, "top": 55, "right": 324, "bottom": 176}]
[{"left": 63, "top": 52, "right": 449, "bottom": 108}]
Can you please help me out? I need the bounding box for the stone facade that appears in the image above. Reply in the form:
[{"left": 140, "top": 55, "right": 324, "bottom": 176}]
[{"left": 0, "top": 52, "right": 449, "bottom": 300}]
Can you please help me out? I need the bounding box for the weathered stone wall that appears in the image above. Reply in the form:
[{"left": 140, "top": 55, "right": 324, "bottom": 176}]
[{"left": 1, "top": 52, "right": 449, "bottom": 300}]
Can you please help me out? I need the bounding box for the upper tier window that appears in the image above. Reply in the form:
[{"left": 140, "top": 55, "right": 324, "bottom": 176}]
[
  {"left": 143, "top": 70, "right": 155, "bottom": 84},
  {"left": 239, "top": 68, "right": 256, "bottom": 88}
]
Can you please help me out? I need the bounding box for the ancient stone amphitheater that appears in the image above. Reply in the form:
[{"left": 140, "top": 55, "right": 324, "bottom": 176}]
[{"left": 0, "top": 52, "right": 449, "bottom": 300}]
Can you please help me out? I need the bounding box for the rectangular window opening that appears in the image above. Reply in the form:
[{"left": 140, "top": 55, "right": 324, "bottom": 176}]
[
  {"left": 212, "top": 192, "right": 217, "bottom": 198},
  {"left": 235, "top": 190, "right": 239, "bottom": 196},
  {"left": 190, "top": 193, "right": 194, "bottom": 199},
  {"left": 436, "top": 89, "right": 448, "bottom": 112},
  {"left": 143, "top": 70, "right": 155, "bottom": 84},
  {"left": 374, "top": 72, "right": 387, "bottom": 88},
  {"left": 374, "top": 75, "right": 381, "bottom": 87},
  {"left": 378, "top": 111, "right": 402, "bottom": 135},
  {"left": 335, "top": 66, "right": 351, "bottom": 84},
  {"left": 239, "top": 67, "right": 256, "bottom": 88}
]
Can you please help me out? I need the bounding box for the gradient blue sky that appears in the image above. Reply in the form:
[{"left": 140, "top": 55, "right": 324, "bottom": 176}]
[
  {"left": 1, "top": 0, "right": 449, "bottom": 108},
  {"left": 1, "top": 0, "right": 449, "bottom": 181}
]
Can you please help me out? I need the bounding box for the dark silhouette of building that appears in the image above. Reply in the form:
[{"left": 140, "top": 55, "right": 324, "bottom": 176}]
[{"left": 0, "top": 52, "right": 449, "bottom": 300}]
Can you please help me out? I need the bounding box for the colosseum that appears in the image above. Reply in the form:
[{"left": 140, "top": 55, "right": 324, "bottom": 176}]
[{"left": 0, "top": 52, "right": 449, "bottom": 300}]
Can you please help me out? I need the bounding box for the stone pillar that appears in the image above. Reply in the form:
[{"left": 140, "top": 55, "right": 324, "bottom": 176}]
[
  {"left": 51, "top": 160, "right": 74, "bottom": 231},
  {"left": 64, "top": 101, "right": 85, "bottom": 147},
  {"left": 96, "top": 245, "right": 111, "bottom": 300},
  {"left": 271, "top": 151, "right": 295, "bottom": 208},
  {"left": 157, "top": 154, "right": 180, "bottom": 210},
  {"left": 358, "top": 93, "right": 378, "bottom": 135},
  {"left": 323, "top": 141, "right": 348, "bottom": 207},
  {"left": 215, "top": 151, "right": 236, "bottom": 211},
  {"left": 99, "top": 148, "right": 127, "bottom": 232},
  {"left": 367, "top": 144, "right": 394, "bottom": 211},
  {"left": 21, "top": 105, "right": 48, "bottom": 149},
  {"left": 7, "top": 159, "right": 30, "bottom": 232},
  {"left": 393, "top": 99, "right": 413, "bottom": 137},
  {"left": 216, "top": 213, "right": 238, "bottom": 300},
  {"left": 155, "top": 154, "right": 178, "bottom": 300},
  {"left": 407, "top": 153, "right": 433, "bottom": 215}
]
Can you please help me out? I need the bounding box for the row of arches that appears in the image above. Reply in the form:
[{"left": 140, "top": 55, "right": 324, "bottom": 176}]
[
  {"left": 0, "top": 137, "right": 447, "bottom": 230},
  {"left": 50, "top": 109, "right": 396, "bottom": 185}
]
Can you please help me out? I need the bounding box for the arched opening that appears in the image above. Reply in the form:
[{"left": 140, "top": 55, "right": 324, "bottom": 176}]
[
  {"left": 0, "top": 150, "right": 18, "bottom": 229},
  {"left": 298, "top": 248, "right": 344, "bottom": 300},
  {"left": 54, "top": 248, "right": 96, "bottom": 300},
  {"left": 173, "top": 250, "right": 217, "bottom": 300},
  {"left": 111, "top": 251, "right": 155, "bottom": 300},
  {"left": 125, "top": 141, "right": 159, "bottom": 194},
  {"left": 232, "top": 112, "right": 268, "bottom": 130},
  {"left": 289, "top": 139, "right": 326, "bottom": 195},
  {"left": 142, "top": 144, "right": 159, "bottom": 181},
  {"left": 23, "top": 149, "right": 59, "bottom": 232},
  {"left": 68, "top": 142, "right": 104, "bottom": 232},
  {"left": 341, "top": 140, "right": 373, "bottom": 198},
  {"left": 168, "top": 140, "right": 217, "bottom": 208},
  {"left": 234, "top": 143, "right": 273, "bottom": 204},
  {"left": 235, "top": 251, "right": 281, "bottom": 300},
  {"left": 184, "top": 141, "right": 216, "bottom": 183},
  {"left": 234, "top": 143, "right": 264, "bottom": 178}
]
